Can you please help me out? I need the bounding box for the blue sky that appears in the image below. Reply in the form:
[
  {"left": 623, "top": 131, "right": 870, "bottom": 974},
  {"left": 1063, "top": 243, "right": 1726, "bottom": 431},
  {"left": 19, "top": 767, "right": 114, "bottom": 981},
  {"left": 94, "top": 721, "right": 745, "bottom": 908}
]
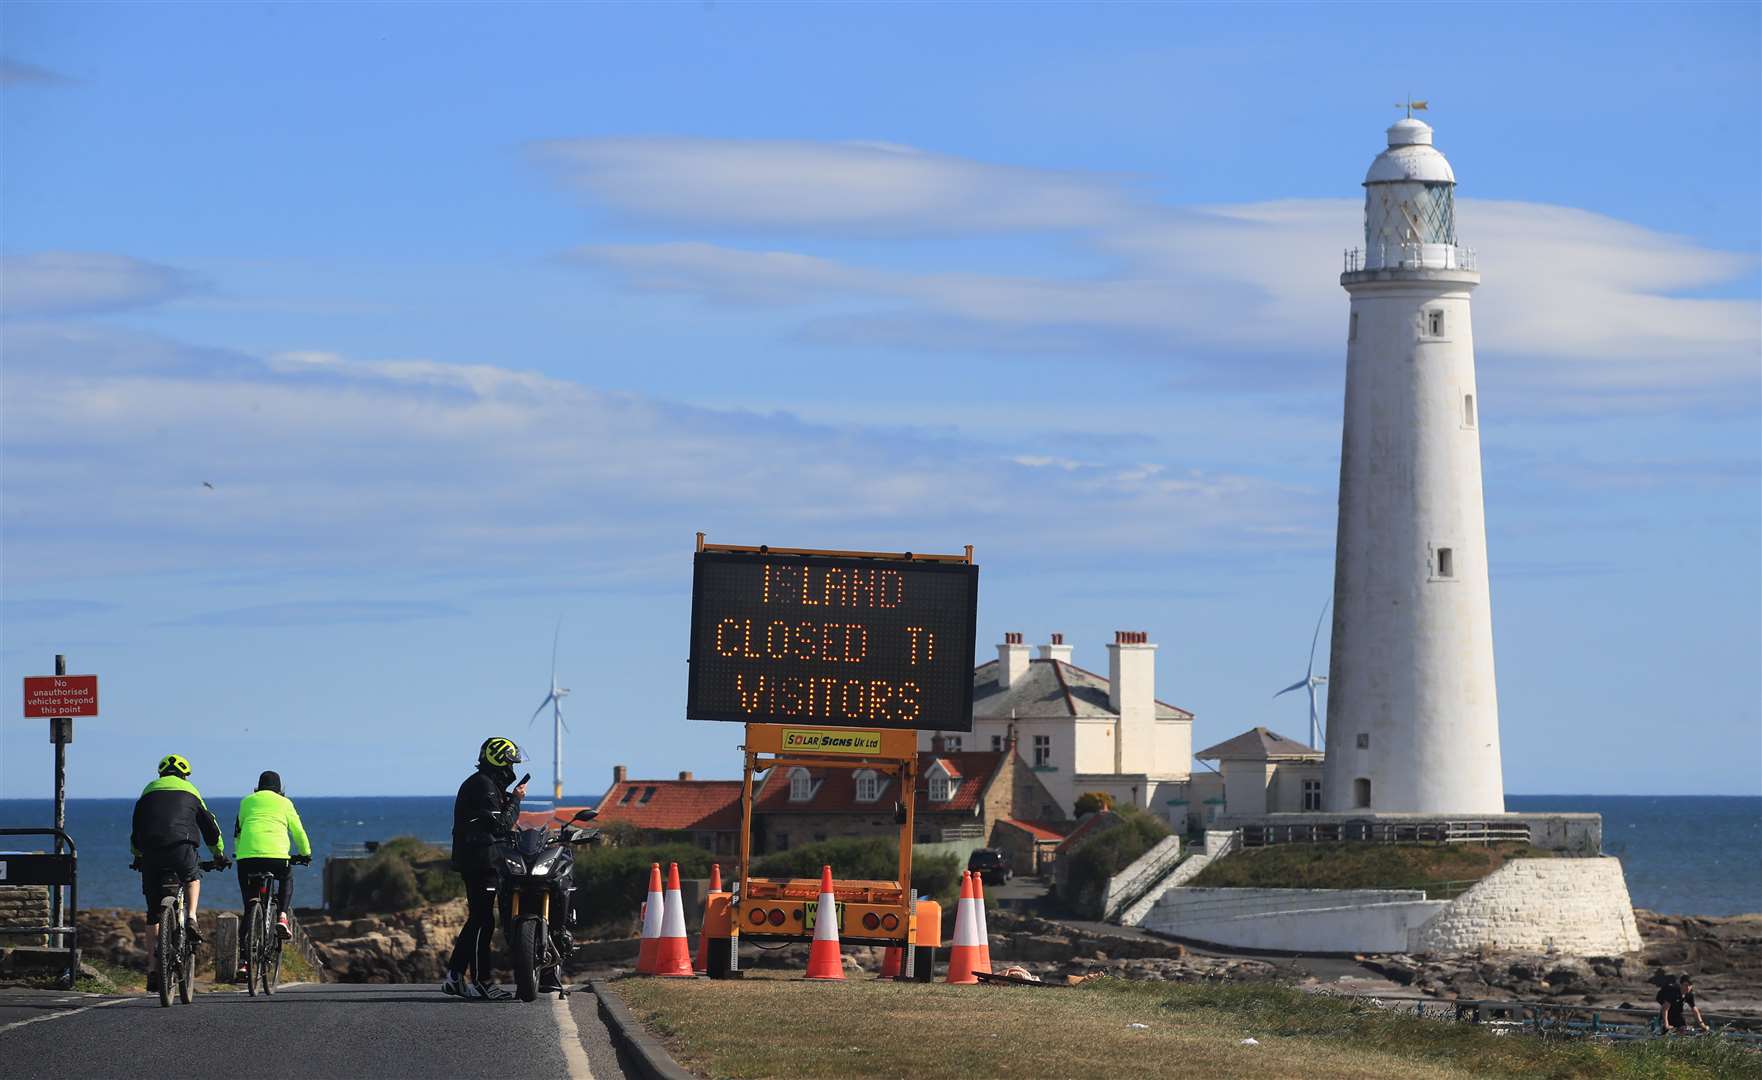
[{"left": 2, "top": 2, "right": 1757, "bottom": 800}]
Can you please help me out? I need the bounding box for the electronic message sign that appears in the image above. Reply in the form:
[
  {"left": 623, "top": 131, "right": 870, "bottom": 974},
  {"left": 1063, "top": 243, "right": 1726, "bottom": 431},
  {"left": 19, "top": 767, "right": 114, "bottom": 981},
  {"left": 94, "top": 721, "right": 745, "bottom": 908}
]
[{"left": 687, "top": 550, "right": 978, "bottom": 731}]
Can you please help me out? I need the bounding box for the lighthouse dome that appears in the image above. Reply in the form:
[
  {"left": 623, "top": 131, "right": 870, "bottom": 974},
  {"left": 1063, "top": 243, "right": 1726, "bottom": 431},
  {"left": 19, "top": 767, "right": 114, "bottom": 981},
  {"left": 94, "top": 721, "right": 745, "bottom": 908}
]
[{"left": 1365, "top": 118, "right": 1455, "bottom": 185}]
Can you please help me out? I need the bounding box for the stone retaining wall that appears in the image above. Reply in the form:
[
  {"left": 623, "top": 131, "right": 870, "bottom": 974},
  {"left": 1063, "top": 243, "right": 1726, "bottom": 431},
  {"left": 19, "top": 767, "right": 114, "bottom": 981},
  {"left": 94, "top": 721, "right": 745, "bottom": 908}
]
[
  {"left": 0, "top": 885, "right": 50, "bottom": 947},
  {"left": 1408, "top": 856, "right": 1642, "bottom": 956}
]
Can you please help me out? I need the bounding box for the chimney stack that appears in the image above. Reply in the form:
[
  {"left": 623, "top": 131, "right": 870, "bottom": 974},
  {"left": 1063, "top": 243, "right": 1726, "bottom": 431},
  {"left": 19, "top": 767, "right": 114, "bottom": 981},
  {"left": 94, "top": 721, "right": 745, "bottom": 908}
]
[
  {"left": 1037, "top": 632, "right": 1074, "bottom": 664},
  {"left": 1107, "top": 631, "right": 1159, "bottom": 773},
  {"left": 997, "top": 632, "right": 1030, "bottom": 688},
  {"left": 613, "top": 764, "right": 628, "bottom": 785},
  {"left": 678, "top": 770, "right": 694, "bottom": 781}
]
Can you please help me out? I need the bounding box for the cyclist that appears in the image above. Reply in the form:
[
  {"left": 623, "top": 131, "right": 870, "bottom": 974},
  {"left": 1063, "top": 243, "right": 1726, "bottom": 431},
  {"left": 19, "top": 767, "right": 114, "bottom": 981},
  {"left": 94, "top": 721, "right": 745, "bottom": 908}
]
[
  {"left": 130, "top": 754, "right": 227, "bottom": 994},
  {"left": 441, "top": 736, "right": 526, "bottom": 1001},
  {"left": 232, "top": 770, "right": 312, "bottom": 978}
]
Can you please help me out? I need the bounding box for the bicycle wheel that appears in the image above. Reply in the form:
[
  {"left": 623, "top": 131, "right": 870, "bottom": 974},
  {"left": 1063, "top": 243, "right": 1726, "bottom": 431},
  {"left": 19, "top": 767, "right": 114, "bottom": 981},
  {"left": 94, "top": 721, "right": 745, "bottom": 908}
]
[
  {"left": 177, "top": 925, "right": 194, "bottom": 1005},
  {"left": 245, "top": 901, "right": 261, "bottom": 997},
  {"left": 157, "top": 899, "right": 177, "bottom": 1008},
  {"left": 262, "top": 903, "right": 280, "bottom": 996}
]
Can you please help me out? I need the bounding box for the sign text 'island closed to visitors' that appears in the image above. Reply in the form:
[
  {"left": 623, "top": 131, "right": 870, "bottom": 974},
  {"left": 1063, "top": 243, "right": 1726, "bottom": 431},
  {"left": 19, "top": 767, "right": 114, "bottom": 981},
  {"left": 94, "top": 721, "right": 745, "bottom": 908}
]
[{"left": 687, "top": 551, "right": 978, "bottom": 731}]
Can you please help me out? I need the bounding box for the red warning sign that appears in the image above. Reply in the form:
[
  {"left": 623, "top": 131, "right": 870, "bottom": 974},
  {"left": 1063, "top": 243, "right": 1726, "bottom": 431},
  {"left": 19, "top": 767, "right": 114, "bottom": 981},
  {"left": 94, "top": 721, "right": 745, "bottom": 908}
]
[{"left": 22, "top": 676, "right": 98, "bottom": 718}]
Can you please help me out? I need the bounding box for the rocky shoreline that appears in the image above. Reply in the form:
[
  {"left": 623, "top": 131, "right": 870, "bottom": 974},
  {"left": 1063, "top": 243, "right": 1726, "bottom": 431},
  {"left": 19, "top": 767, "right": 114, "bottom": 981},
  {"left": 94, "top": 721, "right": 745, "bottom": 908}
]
[{"left": 68, "top": 903, "right": 1760, "bottom": 1017}]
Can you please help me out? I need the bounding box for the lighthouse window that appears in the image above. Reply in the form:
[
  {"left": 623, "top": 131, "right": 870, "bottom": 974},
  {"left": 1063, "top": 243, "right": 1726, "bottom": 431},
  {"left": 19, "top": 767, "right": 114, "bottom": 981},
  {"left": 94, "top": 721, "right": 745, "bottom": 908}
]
[
  {"left": 1463, "top": 394, "right": 1476, "bottom": 427},
  {"left": 1355, "top": 733, "right": 1370, "bottom": 750},
  {"left": 1437, "top": 547, "right": 1455, "bottom": 578},
  {"left": 1349, "top": 313, "right": 1358, "bottom": 342},
  {"left": 1426, "top": 310, "right": 1445, "bottom": 337},
  {"left": 1354, "top": 778, "right": 1372, "bottom": 808}
]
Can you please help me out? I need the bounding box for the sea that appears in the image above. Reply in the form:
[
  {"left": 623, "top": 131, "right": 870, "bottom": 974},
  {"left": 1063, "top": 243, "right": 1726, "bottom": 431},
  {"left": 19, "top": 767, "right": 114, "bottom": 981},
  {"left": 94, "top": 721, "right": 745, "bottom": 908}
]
[{"left": 1, "top": 794, "right": 1757, "bottom": 916}]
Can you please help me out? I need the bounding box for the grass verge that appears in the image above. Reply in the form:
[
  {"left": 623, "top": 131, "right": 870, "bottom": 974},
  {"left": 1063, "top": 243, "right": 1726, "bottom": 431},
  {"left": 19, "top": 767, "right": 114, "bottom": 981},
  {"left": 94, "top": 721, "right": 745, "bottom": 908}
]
[
  {"left": 613, "top": 974, "right": 1759, "bottom": 1080},
  {"left": 1185, "top": 841, "right": 1553, "bottom": 894}
]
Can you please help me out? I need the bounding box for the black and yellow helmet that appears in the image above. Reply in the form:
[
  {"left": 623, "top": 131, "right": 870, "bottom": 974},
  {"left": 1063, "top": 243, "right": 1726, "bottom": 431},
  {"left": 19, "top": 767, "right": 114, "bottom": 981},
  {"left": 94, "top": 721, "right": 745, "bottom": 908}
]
[
  {"left": 478, "top": 737, "right": 524, "bottom": 769},
  {"left": 158, "top": 754, "right": 192, "bottom": 778}
]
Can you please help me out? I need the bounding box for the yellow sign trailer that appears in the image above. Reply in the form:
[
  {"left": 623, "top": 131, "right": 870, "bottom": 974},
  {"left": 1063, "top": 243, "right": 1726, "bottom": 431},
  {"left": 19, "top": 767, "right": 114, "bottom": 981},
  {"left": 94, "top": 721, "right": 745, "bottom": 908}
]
[
  {"left": 702, "top": 722, "right": 941, "bottom": 979},
  {"left": 694, "top": 538, "right": 970, "bottom": 980}
]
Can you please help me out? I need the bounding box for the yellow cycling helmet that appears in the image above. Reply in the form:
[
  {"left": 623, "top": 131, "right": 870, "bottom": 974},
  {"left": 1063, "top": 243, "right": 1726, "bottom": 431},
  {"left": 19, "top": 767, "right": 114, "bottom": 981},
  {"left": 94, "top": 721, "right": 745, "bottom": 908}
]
[
  {"left": 158, "top": 753, "right": 191, "bottom": 778},
  {"left": 478, "top": 737, "right": 524, "bottom": 769}
]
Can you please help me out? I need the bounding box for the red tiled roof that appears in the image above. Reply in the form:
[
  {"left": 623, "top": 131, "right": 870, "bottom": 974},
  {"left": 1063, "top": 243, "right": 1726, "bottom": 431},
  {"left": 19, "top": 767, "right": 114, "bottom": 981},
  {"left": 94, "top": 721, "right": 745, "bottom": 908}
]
[
  {"left": 592, "top": 780, "right": 743, "bottom": 832},
  {"left": 997, "top": 817, "right": 1068, "bottom": 843},
  {"left": 755, "top": 751, "right": 1003, "bottom": 816}
]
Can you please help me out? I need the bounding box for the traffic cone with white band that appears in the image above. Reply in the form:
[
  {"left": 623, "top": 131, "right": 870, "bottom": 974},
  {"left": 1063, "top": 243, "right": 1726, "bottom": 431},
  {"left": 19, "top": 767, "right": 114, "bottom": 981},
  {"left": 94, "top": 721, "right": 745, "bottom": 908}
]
[
  {"left": 636, "top": 863, "right": 664, "bottom": 975},
  {"left": 972, "top": 871, "right": 993, "bottom": 974},
  {"left": 655, "top": 862, "right": 695, "bottom": 977},
  {"left": 804, "top": 865, "right": 846, "bottom": 980},
  {"left": 945, "top": 871, "right": 982, "bottom": 984},
  {"left": 694, "top": 863, "right": 723, "bottom": 974}
]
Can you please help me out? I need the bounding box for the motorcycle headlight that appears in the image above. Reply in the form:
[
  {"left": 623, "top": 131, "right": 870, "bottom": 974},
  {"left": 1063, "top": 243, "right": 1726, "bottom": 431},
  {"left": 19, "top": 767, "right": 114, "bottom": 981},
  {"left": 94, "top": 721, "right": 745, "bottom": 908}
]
[
  {"left": 504, "top": 857, "right": 526, "bottom": 876},
  {"left": 531, "top": 863, "right": 549, "bottom": 876}
]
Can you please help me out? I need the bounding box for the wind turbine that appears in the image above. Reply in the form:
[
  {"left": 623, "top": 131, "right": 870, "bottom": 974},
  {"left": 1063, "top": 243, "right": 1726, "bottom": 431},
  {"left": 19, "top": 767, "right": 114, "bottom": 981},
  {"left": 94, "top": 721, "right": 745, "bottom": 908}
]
[
  {"left": 528, "top": 620, "right": 571, "bottom": 803},
  {"left": 1274, "top": 600, "right": 1330, "bottom": 750}
]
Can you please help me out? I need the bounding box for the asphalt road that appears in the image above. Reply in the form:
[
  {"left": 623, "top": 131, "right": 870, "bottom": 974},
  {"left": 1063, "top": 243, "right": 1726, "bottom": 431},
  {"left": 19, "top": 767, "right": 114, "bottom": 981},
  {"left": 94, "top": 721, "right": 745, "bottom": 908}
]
[{"left": 0, "top": 982, "right": 637, "bottom": 1080}]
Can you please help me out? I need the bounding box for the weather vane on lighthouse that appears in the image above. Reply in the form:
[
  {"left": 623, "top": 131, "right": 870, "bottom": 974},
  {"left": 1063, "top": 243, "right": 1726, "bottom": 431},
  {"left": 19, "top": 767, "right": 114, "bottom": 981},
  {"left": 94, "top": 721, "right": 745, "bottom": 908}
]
[{"left": 1395, "top": 96, "right": 1429, "bottom": 119}]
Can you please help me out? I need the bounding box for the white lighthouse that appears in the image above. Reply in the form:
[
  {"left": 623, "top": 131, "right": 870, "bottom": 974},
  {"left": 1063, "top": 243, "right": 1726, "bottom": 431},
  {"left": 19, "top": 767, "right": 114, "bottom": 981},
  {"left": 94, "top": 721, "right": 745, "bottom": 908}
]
[{"left": 1322, "top": 115, "right": 1505, "bottom": 815}]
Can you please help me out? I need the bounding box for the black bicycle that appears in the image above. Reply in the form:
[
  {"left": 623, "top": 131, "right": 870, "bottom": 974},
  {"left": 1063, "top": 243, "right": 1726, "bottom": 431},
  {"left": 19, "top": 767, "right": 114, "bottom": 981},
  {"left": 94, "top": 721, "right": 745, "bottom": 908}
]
[
  {"left": 147, "top": 857, "right": 226, "bottom": 1008},
  {"left": 242, "top": 856, "right": 309, "bottom": 996}
]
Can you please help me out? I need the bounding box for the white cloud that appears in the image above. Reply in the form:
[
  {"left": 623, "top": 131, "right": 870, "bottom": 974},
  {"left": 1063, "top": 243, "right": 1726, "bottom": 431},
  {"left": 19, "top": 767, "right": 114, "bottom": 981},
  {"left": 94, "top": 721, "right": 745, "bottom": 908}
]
[
  {"left": 533, "top": 137, "right": 1132, "bottom": 232},
  {"left": 551, "top": 138, "right": 1759, "bottom": 399},
  {"left": 0, "top": 324, "right": 1313, "bottom": 583},
  {"left": 1, "top": 252, "right": 202, "bottom": 316}
]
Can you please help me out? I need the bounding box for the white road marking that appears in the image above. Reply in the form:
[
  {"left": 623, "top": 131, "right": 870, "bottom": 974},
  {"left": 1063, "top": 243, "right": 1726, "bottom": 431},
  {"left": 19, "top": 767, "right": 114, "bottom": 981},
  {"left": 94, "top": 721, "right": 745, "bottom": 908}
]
[
  {"left": 552, "top": 991, "right": 596, "bottom": 1080},
  {"left": 0, "top": 995, "right": 130, "bottom": 1036}
]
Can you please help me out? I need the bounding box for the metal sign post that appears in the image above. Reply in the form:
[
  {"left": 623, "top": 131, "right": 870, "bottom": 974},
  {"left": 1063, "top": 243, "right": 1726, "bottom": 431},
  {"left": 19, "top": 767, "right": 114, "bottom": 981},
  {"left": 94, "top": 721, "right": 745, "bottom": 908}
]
[{"left": 20, "top": 654, "right": 95, "bottom": 968}]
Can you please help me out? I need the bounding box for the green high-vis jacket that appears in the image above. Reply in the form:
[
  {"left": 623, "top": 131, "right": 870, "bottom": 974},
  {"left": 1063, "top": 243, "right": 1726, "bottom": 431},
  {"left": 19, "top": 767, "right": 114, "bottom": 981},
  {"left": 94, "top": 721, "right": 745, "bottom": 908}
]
[{"left": 233, "top": 789, "right": 312, "bottom": 860}]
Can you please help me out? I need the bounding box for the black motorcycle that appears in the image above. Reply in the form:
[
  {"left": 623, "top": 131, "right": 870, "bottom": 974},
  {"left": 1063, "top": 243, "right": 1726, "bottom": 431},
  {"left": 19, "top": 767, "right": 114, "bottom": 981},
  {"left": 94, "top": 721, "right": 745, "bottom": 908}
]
[{"left": 495, "top": 806, "right": 599, "bottom": 1001}]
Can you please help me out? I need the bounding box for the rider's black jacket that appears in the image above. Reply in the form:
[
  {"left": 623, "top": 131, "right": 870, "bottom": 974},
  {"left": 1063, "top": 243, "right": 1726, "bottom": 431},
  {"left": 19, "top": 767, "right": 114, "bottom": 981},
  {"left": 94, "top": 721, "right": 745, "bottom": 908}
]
[
  {"left": 131, "top": 775, "right": 223, "bottom": 855},
  {"left": 451, "top": 765, "right": 522, "bottom": 873}
]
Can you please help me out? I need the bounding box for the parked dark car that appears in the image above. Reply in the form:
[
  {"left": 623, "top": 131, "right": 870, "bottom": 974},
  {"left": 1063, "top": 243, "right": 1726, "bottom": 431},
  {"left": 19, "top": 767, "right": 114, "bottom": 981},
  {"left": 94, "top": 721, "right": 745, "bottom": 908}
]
[{"left": 967, "top": 847, "right": 1013, "bottom": 884}]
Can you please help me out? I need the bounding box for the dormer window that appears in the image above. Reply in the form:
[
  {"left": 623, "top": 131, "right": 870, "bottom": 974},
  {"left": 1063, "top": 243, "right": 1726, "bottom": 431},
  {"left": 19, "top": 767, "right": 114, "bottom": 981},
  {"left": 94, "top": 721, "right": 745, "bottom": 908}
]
[
  {"left": 788, "top": 767, "right": 813, "bottom": 803},
  {"left": 854, "top": 769, "right": 881, "bottom": 802},
  {"left": 929, "top": 775, "right": 957, "bottom": 802}
]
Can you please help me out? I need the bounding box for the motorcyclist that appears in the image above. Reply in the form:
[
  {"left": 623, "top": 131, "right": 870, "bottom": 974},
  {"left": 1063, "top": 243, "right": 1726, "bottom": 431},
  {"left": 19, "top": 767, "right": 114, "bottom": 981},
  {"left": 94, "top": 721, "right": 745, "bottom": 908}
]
[
  {"left": 130, "top": 754, "right": 228, "bottom": 994},
  {"left": 232, "top": 770, "right": 312, "bottom": 978},
  {"left": 442, "top": 737, "right": 526, "bottom": 1001}
]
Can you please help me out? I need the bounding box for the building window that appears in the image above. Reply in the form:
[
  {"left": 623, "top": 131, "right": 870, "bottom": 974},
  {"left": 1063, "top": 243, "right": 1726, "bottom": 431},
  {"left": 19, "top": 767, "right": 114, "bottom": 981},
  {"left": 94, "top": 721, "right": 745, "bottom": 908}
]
[
  {"left": 1426, "top": 310, "right": 1445, "bottom": 337},
  {"left": 944, "top": 735, "right": 963, "bottom": 752},
  {"left": 929, "top": 775, "right": 958, "bottom": 802},
  {"left": 776, "top": 833, "right": 790, "bottom": 851},
  {"left": 1302, "top": 779, "right": 1322, "bottom": 811},
  {"left": 1463, "top": 393, "right": 1476, "bottom": 427},
  {"left": 1354, "top": 778, "right": 1372, "bottom": 808},
  {"left": 1437, "top": 547, "right": 1455, "bottom": 578},
  {"left": 1349, "top": 312, "right": 1358, "bottom": 342},
  {"left": 1355, "top": 733, "right": 1369, "bottom": 750},
  {"left": 619, "top": 787, "right": 638, "bottom": 804},
  {"left": 991, "top": 735, "right": 1005, "bottom": 752},
  {"left": 788, "top": 767, "right": 812, "bottom": 802},
  {"left": 1033, "top": 735, "right": 1052, "bottom": 767},
  {"left": 854, "top": 769, "right": 880, "bottom": 802}
]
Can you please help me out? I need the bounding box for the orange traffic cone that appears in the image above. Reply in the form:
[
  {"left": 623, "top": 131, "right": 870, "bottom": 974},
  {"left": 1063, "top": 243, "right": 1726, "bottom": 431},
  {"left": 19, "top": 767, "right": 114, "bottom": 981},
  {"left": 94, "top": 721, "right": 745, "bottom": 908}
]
[
  {"left": 694, "top": 864, "right": 723, "bottom": 974},
  {"left": 655, "top": 862, "right": 696, "bottom": 977},
  {"left": 804, "top": 865, "right": 846, "bottom": 980},
  {"left": 636, "top": 863, "right": 664, "bottom": 975},
  {"left": 945, "top": 872, "right": 982, "bottom": 984},
  {"left": 972, "top": 871, "right": 993, "bottom": 974},
  {"left": 877, "top": 945, "right": 901, "bottom": 979}
]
